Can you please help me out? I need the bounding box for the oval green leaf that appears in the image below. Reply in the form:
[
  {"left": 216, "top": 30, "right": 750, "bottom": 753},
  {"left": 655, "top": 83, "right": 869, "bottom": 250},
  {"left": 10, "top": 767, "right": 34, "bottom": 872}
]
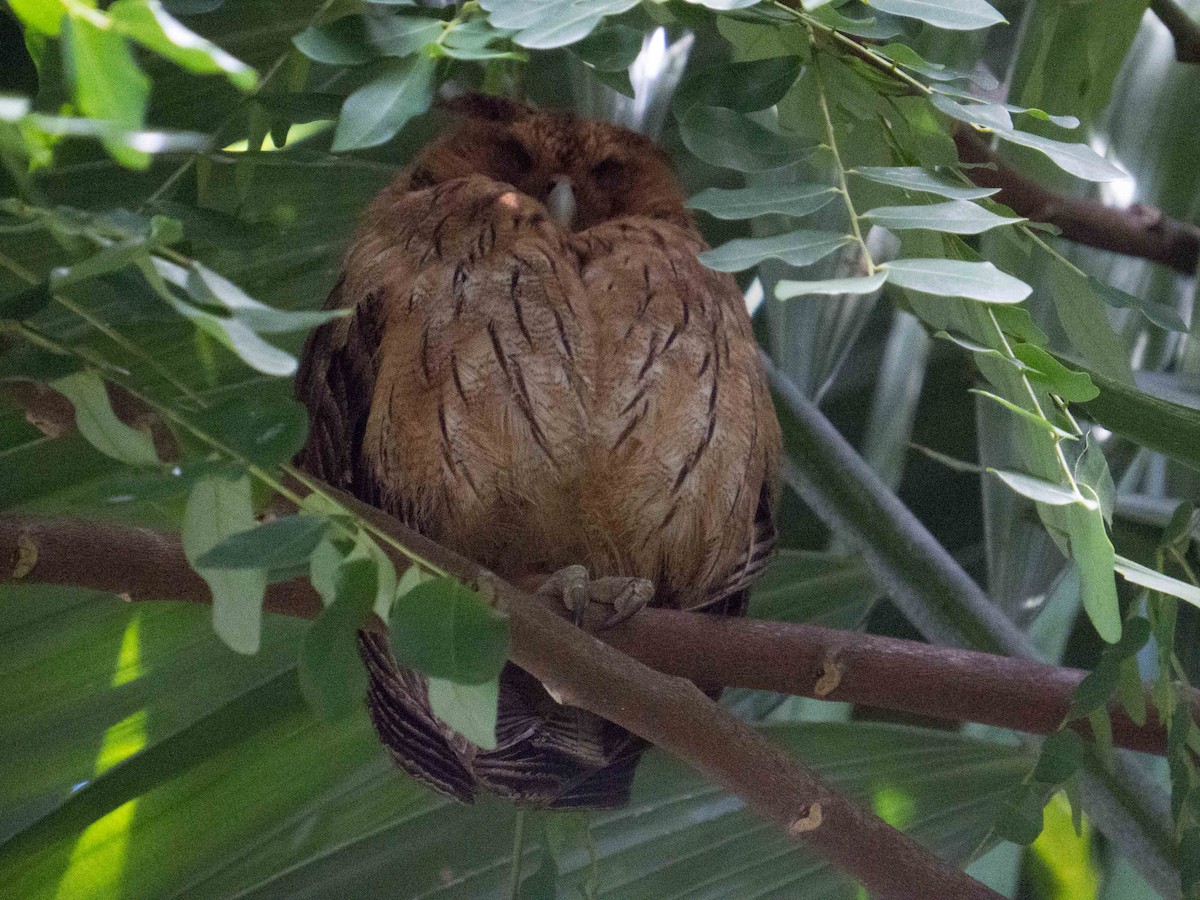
[{"left": 880, "top": 258, "right": 1032, "bottom": 303}]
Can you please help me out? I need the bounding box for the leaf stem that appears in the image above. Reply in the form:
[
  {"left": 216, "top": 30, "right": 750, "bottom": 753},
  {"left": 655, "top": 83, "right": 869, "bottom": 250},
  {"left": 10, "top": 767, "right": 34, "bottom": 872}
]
[{"left": 809, "top": 40, "right": 874, "bottom": 275}]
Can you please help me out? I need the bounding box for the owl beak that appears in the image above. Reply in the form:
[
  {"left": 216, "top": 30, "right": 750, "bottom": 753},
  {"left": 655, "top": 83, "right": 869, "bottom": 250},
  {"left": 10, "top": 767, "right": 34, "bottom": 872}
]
[{"left": 546, "top": 177, "right": 577, "bottom": 229}]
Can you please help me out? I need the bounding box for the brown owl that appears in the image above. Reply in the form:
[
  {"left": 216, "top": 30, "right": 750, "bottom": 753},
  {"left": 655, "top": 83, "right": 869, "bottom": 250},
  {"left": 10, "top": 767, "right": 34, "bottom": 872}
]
[{"left": 295, "top": 94, "right": 781, "bottom": 809}]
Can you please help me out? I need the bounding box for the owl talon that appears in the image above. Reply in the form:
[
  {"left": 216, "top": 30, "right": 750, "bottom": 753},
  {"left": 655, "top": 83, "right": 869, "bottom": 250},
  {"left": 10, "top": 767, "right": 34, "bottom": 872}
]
[
  {"left": 535, "top": 566, "right": 654, "bottom": 629},
  {"left": 591, "top": 576, "right": 655, "bottom": 629}
]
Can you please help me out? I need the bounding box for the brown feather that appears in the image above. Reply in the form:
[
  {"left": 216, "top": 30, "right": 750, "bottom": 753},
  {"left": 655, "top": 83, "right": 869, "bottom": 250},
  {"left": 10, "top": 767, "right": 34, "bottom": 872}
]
[{"left": 296, "top": 97, "right": 781, "bottom": 808}]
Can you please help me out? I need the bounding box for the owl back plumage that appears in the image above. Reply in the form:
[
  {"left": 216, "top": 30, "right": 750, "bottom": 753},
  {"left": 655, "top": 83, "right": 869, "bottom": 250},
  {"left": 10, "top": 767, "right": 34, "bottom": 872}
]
[{"left": 296, "top": 102, "right": 780, "bottom": 808}]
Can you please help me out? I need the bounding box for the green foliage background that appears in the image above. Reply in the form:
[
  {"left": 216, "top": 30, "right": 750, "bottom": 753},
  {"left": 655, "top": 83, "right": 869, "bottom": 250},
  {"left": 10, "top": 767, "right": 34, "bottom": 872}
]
[{"left": 1, "top": 0, "right": 1199, "bottom": 897}]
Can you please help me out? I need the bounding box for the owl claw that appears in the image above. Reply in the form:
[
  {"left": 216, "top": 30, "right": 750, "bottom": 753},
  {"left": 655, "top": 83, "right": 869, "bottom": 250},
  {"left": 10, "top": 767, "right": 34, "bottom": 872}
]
[{"left": 535, "top": 565, "right": 654, "bottom": 629}]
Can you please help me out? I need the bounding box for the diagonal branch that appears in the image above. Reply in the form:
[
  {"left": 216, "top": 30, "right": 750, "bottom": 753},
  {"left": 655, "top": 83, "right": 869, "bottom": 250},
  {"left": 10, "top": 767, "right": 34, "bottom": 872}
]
[{"left": 0, "top": 509, "right": 1005, "bottom": 900}]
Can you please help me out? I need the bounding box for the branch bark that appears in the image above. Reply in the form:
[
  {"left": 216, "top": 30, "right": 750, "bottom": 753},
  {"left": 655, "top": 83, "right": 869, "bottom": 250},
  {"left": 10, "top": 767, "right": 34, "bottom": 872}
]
[
  {"left": 1, "top": 514, "right": 1185, "bottom": 757},
  {"left": 0, "top": 510, "right": 1003, "bottom": 900},
  {"left": 955, "top": 129, "right": 1200, "bottom": 276}
]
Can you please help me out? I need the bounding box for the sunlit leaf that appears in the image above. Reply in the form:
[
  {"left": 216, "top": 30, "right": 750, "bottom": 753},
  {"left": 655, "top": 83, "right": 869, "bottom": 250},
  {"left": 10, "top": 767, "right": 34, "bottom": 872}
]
[
  {"left": 108, "top": 0, "right": 257, "bottom": 91},
  {"left": 8, "top": 0, "right": 67, "bottom": 35}
]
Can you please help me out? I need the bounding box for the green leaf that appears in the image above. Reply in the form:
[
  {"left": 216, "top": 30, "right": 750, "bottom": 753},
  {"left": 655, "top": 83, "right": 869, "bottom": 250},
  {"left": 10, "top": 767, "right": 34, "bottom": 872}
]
[
  {"left": 1049, "top": 263, "right": 1134, "bottom": 385},
  {"left": 479, "top": 0, "right": 639, "bottom": 49},
  {"left": 0, "top": 345, "right": 82, "bottom": 382},
  {"left": 995, "top": 784, "right": 1050, "bottom": 845},
  {"left": 698, "top": 230, "right": 851, "bottom": 272},
  {"left": 868, "top": 0, "right": 1005, "bottom": 30},
  {"left": 570, "top": 22, "right": 642, "bottom": 71},
  {"left": 686, "top": 183, "right": 837, "bottom": 220},
  {"left": 877, "top": 42, "right": 976, "bottom": 83},
  {"left": 776, "top": 272, "right": 888, "bottom": 298},
  {"left": 8, "top": 0, "right": 67, "bottom": 35},
  {"left": 1012, "top": 343, "right": 1100, "bottom": 402},
  {"left": 196, "top": 514, "right": 330, "bottom": 571},
  {"left": 988, "top": 469, "right": 1095, "bottom": 508},
  {"left": 331, "top": 54, "right": 437, "bottom": 152},
  {"left": 0, "top": 283, "right": 51, "bottom": 320},
  {"left": 970, "top": 389, "right": 1077, "bottom": 439},
  {"left": 48, "top": 237, "right": 149, "bottom": 289},
  {"left": 438, "top": 18, "right": 521, "bottom": 61},
  {"left": 185, "top": 262, "right": 344, "bottom": 333},
  {"left": 1064, "top": 488, "right": 1122, "bottom": 643},
  {"left": 292, "top": 16, "right": 377, "bottom": 65},
  {"left": 427, "top": 676, "right": 500, "bottom": 749},
  {"left": 369, "top": 12, "right": 445, "bottom": 58},
  {"left": 678, "top": 105, "right": 816, "bottom": 173},
  {"left": 674, "top": 56, "right": 804, "bottom": 115},
  {"left": 50, "top": 370, "right": 159, "bottom": 467},
  {"left": 881, "top": 259, "right": 1032, "bottom": 303},
  {"left": 388, "top": 575, "right": 509, "bottom": 684},
  {"left": 62, "top": 14, "right": 151, "bottom": 167},
  {"left": 994, "top": 129, "right": 1128, "bottom": 182},
  {"left": 139, "top": 257, "right": 300, "bottom": 375},
  {"left": 190, "top": 393, "right": 308, "bottom": 468},
  {"left": 107, "top": 0, "right": 257, "bottom": 91},
  {"left": 1090, "top": 279, "right": 1187, "bottom": 333},
  {"left": 182, "top": 473, "right": 266, "bottom": 654},
  {"left": 1033, "top": 730, "right": 1087, "bottom": 785},
  {"left": 863, "top": 199, "right": 1023, "bottom": 234},
  {"left": 851, "top": 166, "right": 999, "bottom": 200},
  {"left": 1075, "top": 364, "right": 1200, "bottom": 473},
  {"left": 299, "top": 557, "right": 376, "bottom": 720},
  {"left": 1114, "top": 557, "right": 1200, "bottom": 609},
  {"left": 748, "top": 550, "right": 879, "bottom": 624},
  {"left": 930, "top": 93, "right": 1013, "bottom": 131}
]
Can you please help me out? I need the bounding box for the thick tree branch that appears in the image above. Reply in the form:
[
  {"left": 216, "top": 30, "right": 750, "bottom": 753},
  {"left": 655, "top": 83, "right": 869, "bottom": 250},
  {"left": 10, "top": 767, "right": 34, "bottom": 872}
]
[
  {"left": 955, "top": 129, "right": 1200, "bottom": 276},
  {"left": 0, "top": 511, "right": 1003, "bottom": 900},
  {"left": 1152, "top": 0, "right": 1200, "bottom": 64},
  {"left": 1, "top": 514, "right": 1185, "bottom": 758}
]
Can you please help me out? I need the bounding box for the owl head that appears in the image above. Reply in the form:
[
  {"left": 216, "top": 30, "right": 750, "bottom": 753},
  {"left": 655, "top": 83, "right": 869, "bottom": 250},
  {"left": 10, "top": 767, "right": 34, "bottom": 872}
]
[{"left": 408, "top": 94, "right": 691, "bottom": 230}]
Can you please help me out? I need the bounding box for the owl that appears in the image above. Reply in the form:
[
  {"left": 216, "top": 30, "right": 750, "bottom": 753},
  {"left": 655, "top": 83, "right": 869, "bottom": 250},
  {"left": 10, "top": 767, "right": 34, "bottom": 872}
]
[{"left": 295, "top": 94, "right": 781, "bottom": 809}]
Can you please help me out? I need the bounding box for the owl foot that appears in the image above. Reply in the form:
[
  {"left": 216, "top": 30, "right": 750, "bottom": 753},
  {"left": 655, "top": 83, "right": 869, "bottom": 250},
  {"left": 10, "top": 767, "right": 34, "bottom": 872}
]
[{"left": 535, "top": 564, "right": 654, "bottom": 629}]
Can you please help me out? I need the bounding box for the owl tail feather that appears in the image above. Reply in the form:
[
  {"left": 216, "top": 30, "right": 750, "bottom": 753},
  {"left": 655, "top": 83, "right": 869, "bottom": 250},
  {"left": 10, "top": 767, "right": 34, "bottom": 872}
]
[{"left": 357, "top": 630, "right": 647, "bottom": 809}]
